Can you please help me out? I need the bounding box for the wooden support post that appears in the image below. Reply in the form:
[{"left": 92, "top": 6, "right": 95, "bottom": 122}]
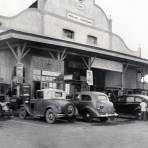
[
  {"left": 121, "top": 63, "right": 129, "bottom": 92},
  {"left": 81, "top": 56, "right": 96, "bottom": 91},
  {"left": 6, "top": 42, "right": 31, "bottom": 97}
]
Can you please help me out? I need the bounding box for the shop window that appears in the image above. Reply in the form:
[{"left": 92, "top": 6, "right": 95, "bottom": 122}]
[
  {"left": 63, "top": 29, "right": 74, "bottom": 39},
  {"left": 87, "top": 35, "right": 97, "bottom": 45}
]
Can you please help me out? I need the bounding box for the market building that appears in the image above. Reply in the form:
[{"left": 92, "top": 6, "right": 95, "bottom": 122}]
[{"left": 0, "top": 0, "right": 148, "bottom": 98}]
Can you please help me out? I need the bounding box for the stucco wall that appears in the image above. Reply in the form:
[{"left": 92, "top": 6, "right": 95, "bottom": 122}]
[
  {"left": 0, "top": 0, "right": 141, "bottom": 57},
  {"left": 43, "top": 0, "right": 109, "bottom": 31},
  {"left": 0, "top": 9, "right": 42, "bottom": 34},
  {"left": 0, "top": 49, "right": 16, "bottom": 84},
  {"left": 112, "top": 34, "right": 140, "bottom": 57},
  {"left": 44, "top": 14, "right": 109, "bottom": 49}
]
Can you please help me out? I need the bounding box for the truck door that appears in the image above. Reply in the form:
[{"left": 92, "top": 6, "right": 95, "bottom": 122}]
[{"left": 34, "top": 91, "right": 44, "bottom": 116}]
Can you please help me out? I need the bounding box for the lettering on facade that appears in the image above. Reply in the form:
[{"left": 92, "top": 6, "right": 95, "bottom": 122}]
[
  {"left": 31, "top": 56, "right": 64, "bottom": 72},
  {"left": 31, "top": 56, "right": 63, "bottom": 82},
  {"left": 77, "top": 0, "right": 86, "bottom": 10},
  {"left": 67, "top": 12, "right": 94, "bottom": 26}
]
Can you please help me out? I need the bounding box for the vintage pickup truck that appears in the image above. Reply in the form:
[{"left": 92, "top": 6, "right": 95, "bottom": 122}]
[{"left": 19, "top": 88, "right": 77, "bottom": 124}]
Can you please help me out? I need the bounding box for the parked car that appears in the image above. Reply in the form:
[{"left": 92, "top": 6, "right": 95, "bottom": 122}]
[
  {"left": 70, "top": 91, "right": 118, "bottom": 122},
  {"left": 113, "top": 94, "right": 148, "bottom": 119},
  {"left": 19, "top": 88, "right": 77, "bottom": 124}
]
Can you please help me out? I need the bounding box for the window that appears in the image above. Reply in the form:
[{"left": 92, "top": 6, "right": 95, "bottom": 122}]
[
  {"left": 55, "top": 92, "right": 63, "bottom": 97},
  {"left": 81, "top": 95, "right": 91, "bottom": 101},
  {"left": 135, "top": 97, "right": 142, "bottom": 103},
  {"left": 87, "top": 35, "right": 97, "bottom": 45},
  {"left": 63, "top": 29, "right": 74, "bottom": 39},
  {"left": 97, "top": 95, "right": 108, "bottom": 101},
  {"left": 36, "top": 91, "right": 43, "bottom": 99},
  {"left": 126, "top": 97, "right": 134, "bottom": 103},
  {"left": 117, "top": 96, "right": 126, "bottom": 103}
]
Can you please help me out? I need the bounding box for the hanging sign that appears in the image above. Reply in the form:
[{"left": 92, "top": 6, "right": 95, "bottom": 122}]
[
  {"left": 16, "top": 62, "right": 24, "bottom": 83},
  {"left": 86, "top": 70, "right": 93, "bottom": 86}
]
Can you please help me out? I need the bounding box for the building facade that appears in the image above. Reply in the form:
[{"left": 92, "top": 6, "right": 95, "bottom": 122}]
[{"left": 0, "top": 0, "right": 148, "bottom": 97}]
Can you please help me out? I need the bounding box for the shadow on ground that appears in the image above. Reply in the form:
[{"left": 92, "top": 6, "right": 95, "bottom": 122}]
[
  {"left": 13, "top": 116, "right": 140, "bottom": 127},
  {"left": 90, "top": 117, "right": 138, "bottom": 126}
]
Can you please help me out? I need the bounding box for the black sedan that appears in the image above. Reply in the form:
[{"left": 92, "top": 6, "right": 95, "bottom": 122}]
[{"left": 113, "top": 94, "right": 148, "bottom": 119}]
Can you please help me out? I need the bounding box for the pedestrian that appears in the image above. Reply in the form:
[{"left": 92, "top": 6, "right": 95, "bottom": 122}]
[
  {"left": 6, "top": 88, "right": 12, "bottom": 102},
  {"left": 140, "top": 99, "right": 147, "bottom": 121}
]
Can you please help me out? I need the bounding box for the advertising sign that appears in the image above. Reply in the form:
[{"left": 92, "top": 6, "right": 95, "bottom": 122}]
[
  {"left": 86, "top": 70, "right": 93, "bottom": 86},
  {"left": 16, "top": 63, "right": 23, "bottom": 83}
]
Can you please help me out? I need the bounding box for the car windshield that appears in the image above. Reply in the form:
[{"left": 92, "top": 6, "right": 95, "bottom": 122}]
[{"left": 97, "top": 95, "right": 109, "bottom": 101}]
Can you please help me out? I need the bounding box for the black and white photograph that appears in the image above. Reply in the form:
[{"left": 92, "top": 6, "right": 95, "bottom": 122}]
[{"left": 0, "top": 0, "right": 148, "bottom": 148}]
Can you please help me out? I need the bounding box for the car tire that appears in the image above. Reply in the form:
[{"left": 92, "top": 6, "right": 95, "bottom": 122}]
[
  {"left": 64, "top": 104, "right": 75, "bottom": 117},
  {"left": 83, "top": 111, "right": 93, "bottom": 122},
  {"left": 45, "top": 109, "right": 56, "bottom": 124},
  {"left": 19, "top": 107, "right": 27, "bottom": 119},
  {"left": 100, "top": 117, "right": 108, "bottom": 122}
]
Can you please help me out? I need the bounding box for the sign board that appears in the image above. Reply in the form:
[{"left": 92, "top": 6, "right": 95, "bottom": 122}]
[
  {"left": 42, "top": 70, "right": 61, "bottom": 77},
  {"left": 64, "top": 75, "right": 73, "bottom": 80},
  {"left": 67, "top": 12, "right": 94, "bottom": 26},
  {"left": 86, "top": 70, "right": 93, "bottom": 86},
  {"left": 16, "top": 63, "right": 23, "bottom": 83},
  {"left": 91, "top": 58, "right": 123, "bottom": 72},
  {"left": 17, "top": 76, "right": 23, "bottom": 84},
  {"left": 16, "top": 63, "right": 23, "bottom": 77}
]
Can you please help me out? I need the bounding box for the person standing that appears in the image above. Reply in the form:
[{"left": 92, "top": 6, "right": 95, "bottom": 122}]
[
  {"left": 140, "top": 100, "right": 147, "bottom": 121},
  {"left": 6, "top": 88, "right": 12, "bottom": 102}
]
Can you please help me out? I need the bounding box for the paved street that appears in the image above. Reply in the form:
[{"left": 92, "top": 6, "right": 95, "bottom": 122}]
[{"left": 0, "top": 117, "right": 148, "bottom": 148}]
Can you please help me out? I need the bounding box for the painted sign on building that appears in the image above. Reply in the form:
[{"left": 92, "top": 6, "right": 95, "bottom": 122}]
[
  {"left": 31, "top": 56, "right": 64, "bottom": 73},
  {"left": 67, "top": 12, "right": 94, "bottom": 26}
]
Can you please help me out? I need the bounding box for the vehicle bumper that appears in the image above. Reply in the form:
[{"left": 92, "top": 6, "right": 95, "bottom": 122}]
[
  {"left": 56, "top": 113, "right": 66, "bottom": 118},
  {"left": 97, "top": 113, "right": 118, "bottom": 118},
  {"left": 56, "top": 113, "right": 76, "bottom": 118}
]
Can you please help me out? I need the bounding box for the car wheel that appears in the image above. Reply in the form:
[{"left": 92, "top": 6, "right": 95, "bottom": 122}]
[
  {"left": 100, "top": 117, "right": 108, "bottom": 122},
  {"left": 19, "top": 107, "right": 27, "bottom": 119},
  {"left": 64, "top": 104, "right": 75, "bottom": 117},
  {"left": 83, "top": 111, "right": 93, "bottom": 122},
  {"left": 45, "top": 109, "right": 56, "bottom": 124}
]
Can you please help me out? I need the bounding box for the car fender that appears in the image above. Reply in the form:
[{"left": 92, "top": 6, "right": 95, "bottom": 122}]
[
  {"left": 83, "top": 106, "right": 98, "bottom": 117},
  {"left": 44, "top": 105, "right": 59, "bottom": 115},
  {"left": 74, "top": 106, "right": 79, "bottom": 116}
]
